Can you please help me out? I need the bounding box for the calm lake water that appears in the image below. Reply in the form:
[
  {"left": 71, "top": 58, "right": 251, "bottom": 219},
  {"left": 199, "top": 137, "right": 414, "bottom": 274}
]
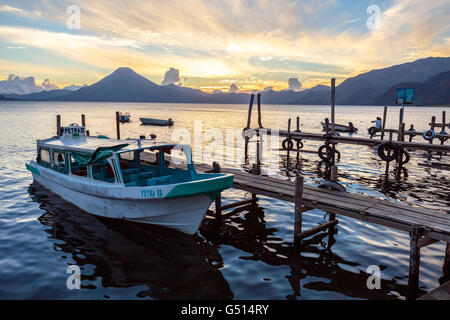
[{"left": 0, "top": 101, "right": 448, "bottom": 299}]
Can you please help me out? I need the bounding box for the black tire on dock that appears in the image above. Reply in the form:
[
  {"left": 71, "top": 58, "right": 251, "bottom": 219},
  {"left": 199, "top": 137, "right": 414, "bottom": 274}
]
[
  {"left": 282, "top": 138, "right": 294, "bottom": 151},
  {"left": 377, "top": 142, "right": 399, "bottom": 162},
  {"left": 318, "top": 144, "right": 333, "bottom": 161},
  {"left": 399, "top": 150, "right": 410, "bottom": 165}
]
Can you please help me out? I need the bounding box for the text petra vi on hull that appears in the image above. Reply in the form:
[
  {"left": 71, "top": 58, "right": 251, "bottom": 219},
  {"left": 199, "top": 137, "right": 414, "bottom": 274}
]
[{"left": 26, "top": 123, "right": 234, "bottom": 234}]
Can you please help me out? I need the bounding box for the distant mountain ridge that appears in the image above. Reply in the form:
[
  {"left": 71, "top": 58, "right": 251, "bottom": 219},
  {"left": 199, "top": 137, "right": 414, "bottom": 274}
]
[{"left": 4, "top": 57, "right": 450, "bottom": 105}]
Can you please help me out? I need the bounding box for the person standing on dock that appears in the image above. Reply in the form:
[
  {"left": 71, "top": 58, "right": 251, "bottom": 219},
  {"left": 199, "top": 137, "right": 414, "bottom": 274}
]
[{"left": 368, "top": 117, "right": 382, "bottom": 137}]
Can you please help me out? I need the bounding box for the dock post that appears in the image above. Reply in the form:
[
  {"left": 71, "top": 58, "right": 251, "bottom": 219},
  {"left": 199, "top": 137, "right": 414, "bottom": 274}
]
[
  {"left": 215, "top": 196, "right": 222, "bottom": 216},
  {"left": 256, "top": 140, "right": 261, "bottom": 175},
  {"left": 115, "top": 111, "right": 121, "bottom": 140},
  {"left": 294, "top": 176, "right": 304, "bottom": 246},
  {"left": 381, "top": 106, "right": 387, "bottom": 140},
  {"left": 244, "top": 94, "right": 255, "bottom": 163},
  {"left": 408, "top": 227, "right": 422, "bottom": 299},
  {"left": 398, "top": 107, "right": 404, "bottom": 141},
  {"left": 397, "top": 123, "right": 405, "bottom": 177},
  {"left": 384, "top": 131, "right": 393, "bottom": 184},
  {"left": 81, "top": 114, "right": 86, "bottom": 128},
  {"left": 56, "top": 114, "right": 61, "bottom": 136},
  {"left": 444, "top": 243, "right": 450, "bottom": 281},
  {"left": 328, "top": 166, "right": 338, "bottom": 243},
  {"left": 257, "top": 93, "right": 263, "bottom": 128},
  {"left": 441, "top": 111, "right": 446, "bottom": 146},
  {"left": 330, "top": 78, "right": 336, "bottom": 135}
]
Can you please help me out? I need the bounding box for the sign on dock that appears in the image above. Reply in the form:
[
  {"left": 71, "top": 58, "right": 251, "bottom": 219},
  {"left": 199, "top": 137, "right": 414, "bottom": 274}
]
[{"left": 396, "top": 88, "right": 415, "bottom": 104}]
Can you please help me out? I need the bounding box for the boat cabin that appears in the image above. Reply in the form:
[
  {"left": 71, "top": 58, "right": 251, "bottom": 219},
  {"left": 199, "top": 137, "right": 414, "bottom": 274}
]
[{"left": 36, "top": 125, "right": 194, "bottom": 187}]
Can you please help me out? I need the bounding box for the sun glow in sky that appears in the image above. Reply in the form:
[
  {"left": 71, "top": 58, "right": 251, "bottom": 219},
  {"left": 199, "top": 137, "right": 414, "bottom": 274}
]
[{"left": 0, "top": 0, "right": 449, "bottom": 92}]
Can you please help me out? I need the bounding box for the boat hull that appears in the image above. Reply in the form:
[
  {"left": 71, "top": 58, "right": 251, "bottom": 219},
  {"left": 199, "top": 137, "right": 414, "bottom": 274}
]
[
  {"left": 140, "top": 117, "right": 174, "bottom": 126},
  {"left": 30, "top": 168, "right": 219, "bottom": 234},
  {"left": 321, "top": 122, "right": 357, "bottom": 133}
]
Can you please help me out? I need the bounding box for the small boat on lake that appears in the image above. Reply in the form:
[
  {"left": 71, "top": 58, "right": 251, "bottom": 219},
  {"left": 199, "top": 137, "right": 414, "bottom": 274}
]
[
  {"left": 321, "top": 121, "right": 358, "bottom": 133},
  {"left": 140, "top": 117, "right": 174, "bottom": 126},
  {"left": 26, "top": 123, "right": 233, "bottom": 234},
  {"left": 119, "top": 112, "right": 131, "bottom": 123}
]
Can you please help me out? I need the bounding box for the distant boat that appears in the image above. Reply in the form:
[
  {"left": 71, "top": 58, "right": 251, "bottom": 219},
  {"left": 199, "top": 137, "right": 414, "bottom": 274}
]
[
  {"left": 321, "top": 122, "right": 358, "bottom": 133},
  {"left": 119, "top": 112, "right": 131, "bottom": 123},
  {"left": 140, "top": 117, "right": 174, "bottom": 126}
]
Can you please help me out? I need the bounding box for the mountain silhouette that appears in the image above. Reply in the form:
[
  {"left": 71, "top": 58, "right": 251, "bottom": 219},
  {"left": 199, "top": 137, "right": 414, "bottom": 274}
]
[{"left": 4, "top": 57, "right": 450, "bottom": 105}]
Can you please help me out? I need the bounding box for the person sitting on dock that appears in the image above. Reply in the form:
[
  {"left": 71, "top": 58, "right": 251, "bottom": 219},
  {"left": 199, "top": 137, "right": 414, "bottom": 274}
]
[{"left": 368, "top": 117, "right": 382, "bottom": 138}]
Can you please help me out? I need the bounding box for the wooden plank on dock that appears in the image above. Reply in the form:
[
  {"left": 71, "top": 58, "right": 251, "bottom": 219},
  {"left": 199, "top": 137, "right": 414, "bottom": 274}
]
[
  {"left": 255, "top": 128, "right": 450, "bottom": 153},
  {"left": 140, "top": 153, "right": 450, "bottom": 243},
  {"left": 417, "top": 281, "right": 450, "bottom": 300}
]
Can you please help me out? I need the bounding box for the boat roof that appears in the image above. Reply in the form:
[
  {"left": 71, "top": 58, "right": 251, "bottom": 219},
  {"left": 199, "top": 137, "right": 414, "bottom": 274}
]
[{"left": 37, "top": 135, "right": 182, "bottom": 154}]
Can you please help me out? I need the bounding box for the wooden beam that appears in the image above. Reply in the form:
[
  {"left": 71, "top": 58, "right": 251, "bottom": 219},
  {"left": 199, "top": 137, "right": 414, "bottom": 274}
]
[
  {"left": 297, "top": 219, "right": 339, "bottom": 241},
  {"left": 408, "top": 227, "right": 422, "bottom": 299},
  {"left": 56, "top": 114, "right": 61, "bottom": 136},
  {"left": 219, "top": 198, "right": 257, "bottom": 211},
  {"left": 115, "top": 111, "right": 120, "bottom": 140},
  {"left": 257, "top": 93, "right": 263, "bottom": 128},
  {"left": 294, "top": 176, "right": 304, "bottom": 245},
  {"left": 381, "top": 106, "right": 387, "bottom": 140},
  {"left": 331, "top": 78, "right": 336, "bottom": 136},
  {"left": 215, "top": 196, "right": 222, "bottom": 215},
  {"left": 417, "top": 237, "right": 439, "bottom": 248}
]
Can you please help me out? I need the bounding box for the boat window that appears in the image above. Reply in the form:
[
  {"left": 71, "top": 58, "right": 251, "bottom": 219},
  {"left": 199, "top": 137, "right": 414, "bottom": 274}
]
[
  {"left": 37, "top": 148, "right": 51, "bottom": 168},
  {"left": 166, "top": 148, "right": 188, "bottom": 171},
  {"left": 119, "top": 151, "right": 135, "bottom": 162},
  {"left": 52, "top": 151, "right": 66, "bottom": 173},
  {"left": 141, "top": 150, "right": 158, "bottom": 165},
  {"left": 69, "top": 155, "right": 87, "bottom": 177},
  {"left": 91, "top": 159, "right": 115, "bottom": 183}
]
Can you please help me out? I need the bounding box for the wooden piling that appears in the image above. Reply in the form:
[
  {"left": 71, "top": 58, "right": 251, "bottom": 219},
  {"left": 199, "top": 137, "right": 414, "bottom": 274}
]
[
  {"left": 256, "top": 140, "right": 261, "bottom": 175},
  {"left": 408, "top": 227, "right": 422, "bottom": 299},
  {"left": 430, "top": 116, "right": 436, "bottom": 146},
  {"left": 244, "top": 94, "right": 255, "bottom": 163},
  {"left": 294, "top": 176, "right": 304, "bottom": 245},
  {"left": 328, "top": 165, "right": 338, "bottom": 238},
  {"left": 398, "top": 108, "right": 404, "bottom": 141},
  {"left": 115, "top": 111, "right": 121, "bottom": 140},
  {"left": 441, "top": 111, "right": 446, "bottom": 146},
  {"left": 56, "top": 115, "right": 61, "bottom": 136},
  {"left": 331, "top": 78, "right": 336, "bottom": 136},
  {"left": 215, "top": 196, "right": 222, "bottom": 216},
  {"left": 81, "top": 114, "right": 86, "bottom": 128},
  {"left": 381, "top": 106, "right": 387, "bottom": 140},
  {"left": 257, "top": 93, "right": 263, "bottom": 128},
  {"left": 384, "top": 131, "right": 393, "bottom": 184}
]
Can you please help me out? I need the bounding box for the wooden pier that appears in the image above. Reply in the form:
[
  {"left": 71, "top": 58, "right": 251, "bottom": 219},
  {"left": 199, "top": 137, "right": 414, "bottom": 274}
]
[
  {"left": 139, "top": 151, "right": 450, "bottom": 299},
  {"left": 58, "top": 96, "right": 450, "bottom": 300}
]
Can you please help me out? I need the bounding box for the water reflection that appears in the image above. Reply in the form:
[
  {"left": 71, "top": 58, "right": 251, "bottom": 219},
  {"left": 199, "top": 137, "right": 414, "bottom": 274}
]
[
  {"left": 28, "top": 182, "right": 233, "bottom": 300},
  {"left": 200, "top": 203, "right": 415, "bottom": 300}
]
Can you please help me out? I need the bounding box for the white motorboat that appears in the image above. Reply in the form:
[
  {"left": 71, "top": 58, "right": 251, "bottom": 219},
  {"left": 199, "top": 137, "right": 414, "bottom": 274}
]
[{"left": 26, "top": 124, "right": 233, "bottom": 234}]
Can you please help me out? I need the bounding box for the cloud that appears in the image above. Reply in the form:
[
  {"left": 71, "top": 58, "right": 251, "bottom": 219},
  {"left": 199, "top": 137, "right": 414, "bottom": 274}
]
[
  {"left": 0, "top": 0, "right": 449, "bottom": 89},
  {"left": 41, "top": 79, "right": 59, "bottom": 91},
  {"left": 228, "top": 83, "right": 238, "bottom": 93},
  {"left": 63, "top": 84, "right": 87, "bottom": 91},
  {"left": 0, "top": 74, "right": 59, "bottom": 95},
  {"left": 161, "top": 67, "right": 181, "bottom": 86},
  {"left": 288, "top": 78, "right": 302, "bottom": 91}
]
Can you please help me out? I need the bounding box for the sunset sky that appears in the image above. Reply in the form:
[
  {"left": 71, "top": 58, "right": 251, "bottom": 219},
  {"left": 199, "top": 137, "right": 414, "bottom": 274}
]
[{"left": 0, "top": 0, "right": 449, "bottom": 93}]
